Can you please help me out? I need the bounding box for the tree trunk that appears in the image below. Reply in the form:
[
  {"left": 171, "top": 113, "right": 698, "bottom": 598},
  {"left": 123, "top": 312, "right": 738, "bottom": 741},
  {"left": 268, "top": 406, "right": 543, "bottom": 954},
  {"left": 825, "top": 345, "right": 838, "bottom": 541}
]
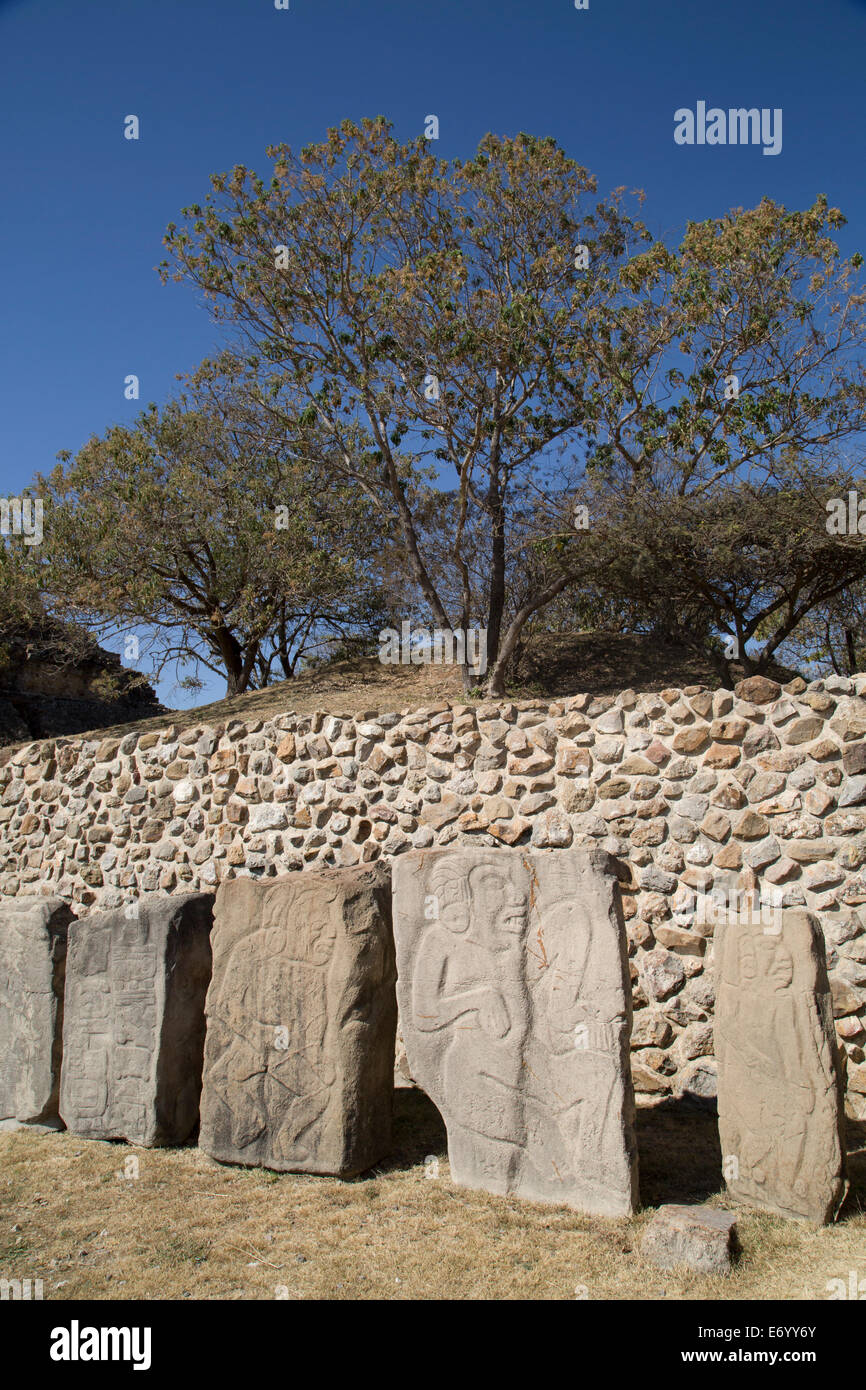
[
  {"left": 486, "top": 496, "right": 506, "bottom": 673},
  {"left": 845, "top": 627, "right": 858, "bottom": 674},
  {"left": 484, "top": 573, "right": 575, "bottom": 698},
  {"left": 212, "top": 624, "right": 246, "bottom": 696}
]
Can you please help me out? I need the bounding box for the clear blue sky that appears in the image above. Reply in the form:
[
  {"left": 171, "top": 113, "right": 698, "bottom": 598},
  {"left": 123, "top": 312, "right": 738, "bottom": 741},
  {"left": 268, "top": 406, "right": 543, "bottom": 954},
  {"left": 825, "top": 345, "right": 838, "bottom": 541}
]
[{"left": 1, "top": 0, "right": 864, "bottom": 705}]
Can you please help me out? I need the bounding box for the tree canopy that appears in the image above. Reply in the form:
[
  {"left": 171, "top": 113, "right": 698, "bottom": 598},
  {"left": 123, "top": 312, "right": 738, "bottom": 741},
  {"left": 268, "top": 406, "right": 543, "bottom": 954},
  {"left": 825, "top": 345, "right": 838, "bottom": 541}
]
[
  {"left": 160, "top": 120, "right": 866, "bottom": 690},
  {"left": 31, "top": 355, "right": 391, "bottom": 696},
  {"left": 19, "top": 120, "right": 866, "bottom": 702}
]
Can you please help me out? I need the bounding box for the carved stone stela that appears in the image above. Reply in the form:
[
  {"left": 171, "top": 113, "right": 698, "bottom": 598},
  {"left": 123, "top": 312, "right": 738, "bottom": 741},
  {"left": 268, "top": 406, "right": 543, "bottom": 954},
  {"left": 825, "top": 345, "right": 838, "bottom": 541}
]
[
  {"left": 59, "top": 894, "right": 214, "bottom": 1146},
  {"left": 0, "top": 897, "right": 71, "bottom": 1125},
  {"left": 393, "top": 847, "right": 638, "bottom": 1215},
  {"left": 199, "top": 863, "right": 397, "bottom": 1177},
  {"left": 715, "top": 908, "right": 848, "bottom": 1224}
]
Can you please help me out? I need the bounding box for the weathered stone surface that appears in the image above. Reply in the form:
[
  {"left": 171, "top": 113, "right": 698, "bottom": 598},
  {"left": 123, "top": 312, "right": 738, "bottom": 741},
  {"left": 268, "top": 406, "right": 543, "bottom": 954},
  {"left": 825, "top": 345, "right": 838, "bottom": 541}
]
[
  {"left": 630, "top": 1061, "right": 670, "bottom": 1093},
  {"left": 392, "top": 847, "right": 638, "bottom": 1215},
  {"left": 640, "top": 1204, "right": 738, "bottom": 1275},
  {"left": 672, "top": 726, "right": 709, "bottom": 754},
  {"left": 715, "top": 908, "right": 848, "bottom": 1224},
  {"left": 59, "top": 893, "right": 213, "bottom": 1146},
  {"left": 200, "top": 863, "right": 396, "bottom": 1176},
  {"left": 734, "top": 676, "right": 781, "bottom": 704},
  {"left": 676, "top": 1057, "right": 718, "bottom": 1103},
  {"left": 839, "top": 776, "right": 866, "bottom": 808},
  {"left": 632, "top": 1011, "right": 674, "bottom": 1049},
  {"left": 785, "top": 716, "right": 825, "bottom": 746},
  {"left": 642, "top": 948, "right": 686, "bottom": 1000},
  {"left": 0, "top": 897, "right": 72, "bottom": 1124},
  {"left": 842, "top": 742, "right": 866, "bottom": 777}
]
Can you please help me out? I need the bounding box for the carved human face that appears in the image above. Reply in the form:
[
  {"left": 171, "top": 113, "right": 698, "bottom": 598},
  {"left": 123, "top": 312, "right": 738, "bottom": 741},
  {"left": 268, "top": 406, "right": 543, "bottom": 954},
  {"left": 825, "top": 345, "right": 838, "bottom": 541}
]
[
  {"left": 738, "top": 932, "right": 793, "bottom": 993},
  {"left": 756, "top": 934, "right": 794, "bottom": 991},
  {"left": 468, "top": 865, "right": 527, "bottom": 949}
]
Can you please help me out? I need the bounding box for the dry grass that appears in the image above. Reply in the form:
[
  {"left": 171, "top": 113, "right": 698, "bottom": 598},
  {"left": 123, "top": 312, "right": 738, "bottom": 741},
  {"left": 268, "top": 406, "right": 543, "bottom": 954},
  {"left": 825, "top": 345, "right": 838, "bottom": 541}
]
[
  {"left": 3, "top": 657, "right": 466, "bottom": 756},
  {"left": 2, "top": 631, "right": 797, "bottom": 756},
  {"left": 1, "top": 1095, "right": 863, "bottom": 1301}
]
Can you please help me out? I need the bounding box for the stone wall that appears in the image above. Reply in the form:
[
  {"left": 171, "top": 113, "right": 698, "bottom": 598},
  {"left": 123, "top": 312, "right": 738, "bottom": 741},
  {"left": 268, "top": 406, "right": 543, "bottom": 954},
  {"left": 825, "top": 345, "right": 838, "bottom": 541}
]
[{"left": 1, "top": 673, "right": 864, "bottom": 1115}]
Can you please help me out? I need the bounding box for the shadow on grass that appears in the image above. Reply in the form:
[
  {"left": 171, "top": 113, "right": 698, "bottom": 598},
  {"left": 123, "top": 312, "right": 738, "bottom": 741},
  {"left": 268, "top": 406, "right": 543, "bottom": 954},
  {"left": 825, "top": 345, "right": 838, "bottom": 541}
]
[
  {"left": 368, "top": 1089, "right": 866, "bottom": 1221},
  {"left": 632, "top": 1103, "right": 866, "bottom": 1217},
  {"left": 368, "top": 1088, "right": 448, "bottom": 1178},
  {"left": 376, "top": 1088, "right": 725, "bottom": 1202}
]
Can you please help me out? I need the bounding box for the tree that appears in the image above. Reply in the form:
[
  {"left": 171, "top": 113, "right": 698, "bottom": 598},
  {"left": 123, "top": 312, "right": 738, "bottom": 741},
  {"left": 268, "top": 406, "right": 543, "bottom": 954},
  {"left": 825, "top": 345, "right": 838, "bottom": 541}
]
[
  {"left": 582, "top": 195, "right": 866, "bottom": 493},
  {"left": 161, "top": 118, "right": 648, "bottom": 693},
  {"left": 162, "top": 129, "right": 866, "bottom": 695},
  {"left": 774, "top": 581, "right": 866, "bottom": 676},
  {"left": 0, "top": 545, "right": 154, "bottom": 702},
  {"left": 578, "top": 468, "right": 866, "bottom": 682},
  {"left": 33, "top": 357, "right": 388, "bottom": 697},
  {"left": 561, "top": 194, "right": 866, "bottom": 679}
]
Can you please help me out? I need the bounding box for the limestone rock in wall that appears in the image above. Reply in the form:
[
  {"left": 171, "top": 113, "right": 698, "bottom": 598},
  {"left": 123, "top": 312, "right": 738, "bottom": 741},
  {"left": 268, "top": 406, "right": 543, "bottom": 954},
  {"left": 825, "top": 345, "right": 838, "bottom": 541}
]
[
  {"left": 715, "top": 908, "right": 848, "bottom": 1224},
  {"left": 200, "top": 862, "right": 396, "bottom": 1176},
  {"left": 59, "top": 893, "right": 214, "bottom": 1146},
  {"left": 393, "top": 846, "right": 639, "bottom": 1216},
  {"left": 0, "top": 897, "right": 72, "bottom": 1124}
]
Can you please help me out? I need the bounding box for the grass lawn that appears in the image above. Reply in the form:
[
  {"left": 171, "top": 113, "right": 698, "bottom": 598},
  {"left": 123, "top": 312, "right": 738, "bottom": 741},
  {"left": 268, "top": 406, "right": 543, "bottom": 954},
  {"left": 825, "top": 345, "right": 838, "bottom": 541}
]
[{"left": 1, "top": 1093, "right": 864, "bottom": 1301}]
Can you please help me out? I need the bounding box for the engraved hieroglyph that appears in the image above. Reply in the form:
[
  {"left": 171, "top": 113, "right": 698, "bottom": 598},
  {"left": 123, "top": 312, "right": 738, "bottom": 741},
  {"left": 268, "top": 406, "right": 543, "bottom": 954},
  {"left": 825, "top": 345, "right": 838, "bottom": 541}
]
[
  {"left": 715, "top": 908, "right": 848, "bottom": 1224},
  {"left": 59, "top": 894, "right": 214, "bottom": 1146},
  {"left": 0, "top": 897, "right": 72, "bottom": 1125},
  {"left": 199, "top": 862, "right": 396, "bottom": 1176},
  {"left": 393, "top": 847, "right": 638, "bottom": 1215}
]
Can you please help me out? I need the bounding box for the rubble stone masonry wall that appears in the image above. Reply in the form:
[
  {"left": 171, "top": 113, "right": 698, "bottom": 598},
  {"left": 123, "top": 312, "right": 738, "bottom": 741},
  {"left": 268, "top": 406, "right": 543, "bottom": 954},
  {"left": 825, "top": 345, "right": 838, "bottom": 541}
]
[{"left": 1, "top": 673, "right": 865, "bottom": 1116}]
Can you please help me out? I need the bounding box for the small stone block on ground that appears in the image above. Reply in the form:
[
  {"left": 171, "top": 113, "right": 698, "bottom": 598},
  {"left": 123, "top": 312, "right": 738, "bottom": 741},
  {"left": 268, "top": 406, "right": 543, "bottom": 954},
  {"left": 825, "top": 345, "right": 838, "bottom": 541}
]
[{"left": 641, "top": 1204, "right": 738, "bottom": 1275}]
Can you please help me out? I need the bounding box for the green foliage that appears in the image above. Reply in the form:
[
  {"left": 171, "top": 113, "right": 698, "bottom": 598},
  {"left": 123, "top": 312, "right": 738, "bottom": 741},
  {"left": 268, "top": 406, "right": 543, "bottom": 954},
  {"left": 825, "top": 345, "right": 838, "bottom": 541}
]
[
  {"left": 160, "top": 119, "right": 650, "bottom": 691},
  {"left": 35, "top": 356, "right": 391, "bottom": 696},
  {"left": 81, "top": 124, "right": 863, "bottom": 694}
]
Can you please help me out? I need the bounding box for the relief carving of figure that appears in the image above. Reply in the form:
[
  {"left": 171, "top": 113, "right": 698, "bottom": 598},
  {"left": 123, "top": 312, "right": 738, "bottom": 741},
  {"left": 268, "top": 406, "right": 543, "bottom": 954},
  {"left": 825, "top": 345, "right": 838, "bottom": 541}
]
[
  {"left": 716, "top": 916, "right": 845, "bottom": 1221},
  {"left": 412, "top": 857, "right": 529, "bottom": 1189},
  {"left": 206, "top": 881, "right": 339, "bottom": 1164}
]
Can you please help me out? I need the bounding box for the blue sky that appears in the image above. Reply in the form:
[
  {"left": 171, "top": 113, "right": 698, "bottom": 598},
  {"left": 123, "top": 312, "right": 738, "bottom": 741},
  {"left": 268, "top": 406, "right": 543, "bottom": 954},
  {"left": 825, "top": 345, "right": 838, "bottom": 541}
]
[{"left": 1, "top": 0, "right": 864, "bottom": 705}]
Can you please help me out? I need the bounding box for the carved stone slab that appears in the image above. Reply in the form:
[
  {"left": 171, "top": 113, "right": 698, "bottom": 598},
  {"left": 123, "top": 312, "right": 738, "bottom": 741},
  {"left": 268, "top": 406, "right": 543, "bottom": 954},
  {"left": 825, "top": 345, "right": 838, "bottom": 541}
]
[
  {"left": 199, "top": 863, "right": 396, "bottom": 1176},
  {"left": 0, "top": 897, "right": 72, "bottom": 1125},
  {"left": 715, "top": 908, "right": 848, "bottom": 1224},
  {"left": 392, "top": 847, "right": 638, "bottom": 1215},
  {"left": 59, "top": 894, "right": 214, "bottom": 1146}
]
